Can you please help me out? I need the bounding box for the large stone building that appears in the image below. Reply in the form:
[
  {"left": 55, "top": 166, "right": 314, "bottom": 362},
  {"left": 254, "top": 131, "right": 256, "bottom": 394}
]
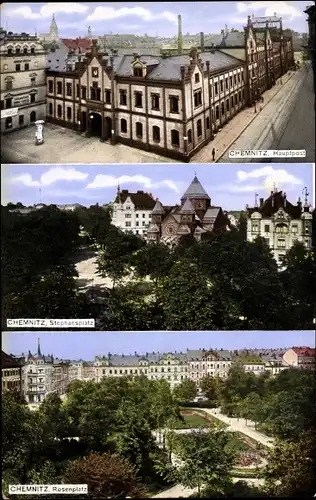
[
  {"left": 111, "top": 186, "right": 156, "bottom": 237},
  {"left": 246, "top": 188, "right": 313, "bottom": 263},
  {"left": 1, "top": 351, "right": 23, "bottom": 394},
  {"left": 0, "top": 28, "right": 46, "bottom": 133},
  {"left": 304, "top": 4, "right": 316, "bottom": 99},
  {"left": 147, "top": 175, "right": 230, "bottom": 245}
]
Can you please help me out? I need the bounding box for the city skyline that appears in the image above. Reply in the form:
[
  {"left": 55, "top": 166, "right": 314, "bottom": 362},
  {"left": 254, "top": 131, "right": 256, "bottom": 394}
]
[
  {"left": 2, "top": 163, "right": 314, "bottom": 210},
  {"left": 1, "top": 1, "right": 312, "bottom": 38},
  {"left": 2, "top": 331, "right": 315, "bottom": 360}
]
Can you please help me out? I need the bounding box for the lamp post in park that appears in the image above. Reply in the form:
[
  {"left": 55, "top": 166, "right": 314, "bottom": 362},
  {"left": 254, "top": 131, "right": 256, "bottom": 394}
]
[{"left": 34, "top": 119, "right": 45, "bottom": 145}]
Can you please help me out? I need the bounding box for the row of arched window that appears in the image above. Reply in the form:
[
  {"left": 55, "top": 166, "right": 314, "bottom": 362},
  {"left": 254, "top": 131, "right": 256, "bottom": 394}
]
[{"left": 7, "top": 45, "right": 36, "bottom": 55}]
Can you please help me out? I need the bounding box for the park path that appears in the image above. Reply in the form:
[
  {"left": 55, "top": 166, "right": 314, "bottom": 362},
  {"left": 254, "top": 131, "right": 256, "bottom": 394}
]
[{"left": 199, "top": 408, "right": 275, "bottom": 448}]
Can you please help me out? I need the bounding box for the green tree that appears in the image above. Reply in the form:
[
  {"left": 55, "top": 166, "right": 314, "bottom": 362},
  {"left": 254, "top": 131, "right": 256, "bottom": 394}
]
[
  {"left": 63, "top": 452, "right": 145, "bottom": 498},
  {"left": 241, "top": 392, "right": 262, "bottom": 428},
  {"left": 160, "top": 259, "right": 216, "bottom": 330},
  {"left": 175, "top": 429, "right": 236, "bottom": 495},
  {"left": 173, "top": 379, "right": 197, "bottom": 403},
  {"left": 200, "top": 375, "right": 221, "bottom": 403},
  {"left": 132, "top": 243, "right": 174, "bottom": 287}
]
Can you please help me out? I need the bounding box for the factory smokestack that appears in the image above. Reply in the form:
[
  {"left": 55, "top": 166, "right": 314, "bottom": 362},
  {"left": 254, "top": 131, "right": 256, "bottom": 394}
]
[{"left": 178, "top": 14, "right": 183, "bottom": 55}]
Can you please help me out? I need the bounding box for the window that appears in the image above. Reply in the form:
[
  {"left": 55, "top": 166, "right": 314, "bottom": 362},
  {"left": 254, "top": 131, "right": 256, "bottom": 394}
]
[
  {"left": 197, "top": 119, "right": 202, "bottom": 137},
  {"left": 226, "top": 99, "right": 229, "bottom": 111},
  {"left": 15, "top": 64, "right": 21, "bottom": 72},
  {"left": 206, "top": 116, "right": 210, "bottom": 129},
  {"left": 81, "top": 86, "right": 86, "bottom": 99},
  {"left": 30, "top": 111, "right": 36, "bottom": 123},
  {"left": 57, "top": 82, "right": 62, "bottom": 94},
  {"left": 30, "top": 77, "right": 36, "bottom": 86},
  {"left": 252, "top": 223, "right": 259, "bottom": 232},
  {"left": 76, "top": 84, "right": 80, "bottom": 98},
  {"left": 121, "top": 118, "right": 127, "bottom": 133},
  {"left": 170, "top": 96, "right": 179, "bottom": 113},
  {"left": 292, "top": 224, "right": 298, "bottom": 233},
  {"left": 76, "top": 109, "right": 80, "bottom": 122},
  {"left": 48, "top": 80, "right": 53, "bottom": 93},
  {"left": 16, "top": 46, "right": 21, "bottom": 55},
  {"left": 67, "top": 107, "right": 72, "bottom": 119},
  {"left": 125, "top": 221, "right": 131, "bottom": 227},
  {"left": 7, "top": 47, "right": 13, "bottom": 55},
  {"left": 277, "top": 239, "right": 286, "bottom": 248},
  {"left": 230, "top": 76, "right": 233, "bottom": 87},
  {"left": 194, "top": 90, "right": 202, "bottom": 108},
  {"left": 234, "top": 94, "right": 237, "bottom": 105},
  {"left": 105, "top": 90, "right": 111, "bottom": 104},
  {"left": 234, "top": 74, "right": 237, "bottom": 84},
  {"left": 23, "top": 47, "right": 28, "bottom": 55},
  {"left": 119, "top": 90, "right": 127, "bottom": 106},
  {"left": 215, "top": 105, "right": 219, "bottom": 119},
  {"left": 231, "top": 96, "right": 234, "bottom": 107},
  {"left": 5, "top": 117, "right": 12, "bottom": 129},
  {"left": 19, "top": 115, "right": 24, "bottom": 126},
  {"left": 214, "top": 82, "right": 218, "bottom": 95},
  {"left": 264, "top": 224, "right": 270, "bottom": 233},
  {"left": 125, "top": 214, "right": 132, "bottom": 218},
  {"left": 24, "top": 63, "right": 29, "bottom": 71},
  {"left": 187, "top": 129, "right": 192, "bottom": 143},
  {"left": 136, "top": 122, "right": 143, "bottom": 138},
  {"left": 57, "top": 104, "right": 62, "bottom": 118},
  {"left": 135, "top": 92, "right": 142, "bottom": 107},
  {"left": 136, "top": 221, "right": 139, "bottom": 226},
  {"left": 30, "top": 93, "right": 35, "bottom": 103},
  {"left": 5, "top": 80, "right": 12, "bottom": 91},
  {"left": 220, "top": 80, "right": 223, "bottom": 92},
  {"left": 153, "top": 125, "right": 160, "bottom": 142},
  {"left": 30, "top": 47, "right": 35, "bottom": 54},
  {"left": 195, "top": 73, "right": 200, "bottom": 83},
  {"left": 133, "top": 66, "right": 143, "bottom": 77},
  {"left": 171, "top": 129, "right": 180, "bottom": 147},
  {"left": 66, "top": 83, "right": 72, "bottom": 96},
  {"left": 151, "top": 94, "right": 160, "bottom": 110},
  {"left": 221, "top": 102, "right": 225, "bottom": 115},
  {"left": 49, "top": 103, "right": 53, "bottom": 115}
]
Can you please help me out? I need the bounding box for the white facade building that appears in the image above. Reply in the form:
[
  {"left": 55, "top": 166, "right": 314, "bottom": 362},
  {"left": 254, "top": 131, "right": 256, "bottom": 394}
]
[
  {"left": 0, "top": 28, "right": 46, "bottom": 133},
  {"left": 111, "top": 186, "right": 156, "bottom": 238},
  {"left": 246, "top": 189, "right": 313, "bottom": 263}
]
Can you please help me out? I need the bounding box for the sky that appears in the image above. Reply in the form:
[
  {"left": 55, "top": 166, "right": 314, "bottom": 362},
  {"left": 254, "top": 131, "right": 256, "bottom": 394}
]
[
  {"left": 2, "top": 331, "right": 315, "bottom": 359},
  {"left": 1, "top": 163, "right": 314, "bottom": 210},
  {"left": 1, "top": 2, "right": 312, "bottom": 38}
]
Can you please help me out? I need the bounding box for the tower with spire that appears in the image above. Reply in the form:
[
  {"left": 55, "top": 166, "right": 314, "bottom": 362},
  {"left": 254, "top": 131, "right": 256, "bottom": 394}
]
[{"left": 49, "top": 13, "right": 59, "bottom": 40}]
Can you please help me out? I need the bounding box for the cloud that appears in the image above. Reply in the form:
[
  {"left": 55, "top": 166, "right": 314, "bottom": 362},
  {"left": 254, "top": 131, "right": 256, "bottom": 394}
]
[
  {"left": 6, "top": 3, "right": 89, "bottom": 20},
  {"left": 236, "top": 1, "right": 303, "bottom": 19},
  {"left": 11, "top": 167, "right": 89, "bottom": 187},
  {"left": 86, "top": 174, "right": 179, "bottom": 193},
  {"left": 86, "top": 6, "right": 178, "bottom": 24},
  {"left": 236, "top": 167, "right": 303, "bottom": 190}
]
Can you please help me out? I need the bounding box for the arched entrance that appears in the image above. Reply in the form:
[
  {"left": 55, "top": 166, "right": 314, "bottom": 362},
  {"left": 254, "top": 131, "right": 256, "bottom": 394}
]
[
  {"left": 89, "top": 112, "right": 102, "bottom": 137},
  {"left": 104, "top": 117, "right": 112, "bottom": 141}
]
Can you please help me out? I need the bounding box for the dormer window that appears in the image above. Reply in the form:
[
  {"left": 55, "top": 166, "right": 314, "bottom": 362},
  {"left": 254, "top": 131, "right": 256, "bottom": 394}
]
[{"left": 133, "top": 66, "right": 143, "bottom": 77}]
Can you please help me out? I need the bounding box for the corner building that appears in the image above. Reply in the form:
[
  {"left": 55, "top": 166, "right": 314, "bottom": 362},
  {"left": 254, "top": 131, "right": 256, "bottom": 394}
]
[{"left": 46, "top": 41, "right": 246, "bottom": 161}]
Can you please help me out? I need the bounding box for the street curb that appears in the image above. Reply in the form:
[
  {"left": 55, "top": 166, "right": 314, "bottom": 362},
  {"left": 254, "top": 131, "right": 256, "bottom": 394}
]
[{"left": 215, "top": 71, "right": 297, "bottom": 162}]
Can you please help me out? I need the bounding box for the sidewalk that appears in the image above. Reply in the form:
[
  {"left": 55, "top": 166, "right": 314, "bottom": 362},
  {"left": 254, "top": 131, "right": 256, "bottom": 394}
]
[{"left": 192, "top": 71, "right": 297, "bottom": 163}]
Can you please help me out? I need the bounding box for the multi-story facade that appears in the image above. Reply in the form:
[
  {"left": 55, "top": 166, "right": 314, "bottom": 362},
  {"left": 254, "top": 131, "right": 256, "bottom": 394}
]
[
  {"left": 1, "top": 351, "right": 23, "bottom": 394},
  {"left": 304, "top": 4, "right": 316, "bottom": 97},
  {"left": 111, "top": 186, "right": 156, "bottom": 237},
  {"left": 147, "top": 175, "right": 230, "bottom": 246},
  {"left": 283, "top": 347, "right": 316, "bottom": 370},
  {"left": 0, "top": 28, "right": 46, "bottom": 133},
  {"left": 246, "top": 189, "right": 313, "bottom": 263},
  {"left": 45, "top": 39, "right": 246, "bottom": 162}
]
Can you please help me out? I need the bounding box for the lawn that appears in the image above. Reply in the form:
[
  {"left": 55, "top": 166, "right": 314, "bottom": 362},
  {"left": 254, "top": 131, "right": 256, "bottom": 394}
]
[{"left": 173, "top": 413, "right": 211, "bottom": 429}]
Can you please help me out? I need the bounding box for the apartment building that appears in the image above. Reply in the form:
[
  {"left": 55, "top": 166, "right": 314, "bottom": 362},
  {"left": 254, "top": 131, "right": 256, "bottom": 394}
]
[
  {"left": 283, "top": 347, "right": 316, "bottom": 369},
  {"left": 111, "top": 186, "right": 156, "bottom": 237},
  {"left": 0, "top": 28, "right": 46, "bottom": 133},
  {"left": 246, "top": 188, "right": 313, "bottom": 263},
  {"left": 1, "top": 351, "right": 23, "bottom": 394}
]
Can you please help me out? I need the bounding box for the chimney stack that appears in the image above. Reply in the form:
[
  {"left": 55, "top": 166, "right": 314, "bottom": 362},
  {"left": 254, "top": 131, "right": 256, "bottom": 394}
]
[
  {"left": 283, "top": 192, "right": 287, "bottom": 207},
  {"left": 177, "top": 14, "right": 183, "bottom": 55},
  {"left": 200, "top": 31, "right": 205, "bottom": 52}
]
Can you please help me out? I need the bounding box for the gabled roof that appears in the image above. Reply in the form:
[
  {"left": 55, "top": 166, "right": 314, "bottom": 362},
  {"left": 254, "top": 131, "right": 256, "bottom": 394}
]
[
  {"left": 115, "top": 190, "right": 156, "bottom": 210},
  {"left": 181, "top": 175, "right": 210, "bottom": 201},
  {"left": 152, "top": 199, "right": 165, "bottom": 215},
  {"left": 179, "top": 198, "right": 195, "bottom": 214},
  {"left": 247, "top": 191, "right": 302, "bottom": 218}
]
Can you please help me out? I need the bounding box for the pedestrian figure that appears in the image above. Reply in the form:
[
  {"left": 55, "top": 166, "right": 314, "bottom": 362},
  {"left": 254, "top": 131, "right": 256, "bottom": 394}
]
[{"left": 212, "top": 148, "right": 215, "bottom": 161}]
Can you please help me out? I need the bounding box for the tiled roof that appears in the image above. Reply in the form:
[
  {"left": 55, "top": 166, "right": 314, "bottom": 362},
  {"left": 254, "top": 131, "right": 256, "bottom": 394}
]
[
  {"left": 61, "top": 38, "right": 92, "bottom": 51},
  {"left": 247, "top": 191, "right": 302, "bottom": 218},
  {"left": 219, "top": 32, "right": 245, "bottom": 48},
  {"left": 292, "top": 347, "right": 316, "bottom": 357},
  {"left": 181, "top": 175, "right": 210, "bottom": 201},
  {"left": 1, "top": 351, "right": 22, "bottom": 369},
  {"left": 115, "top": 190, "right": 156, "bottom": 210}
]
